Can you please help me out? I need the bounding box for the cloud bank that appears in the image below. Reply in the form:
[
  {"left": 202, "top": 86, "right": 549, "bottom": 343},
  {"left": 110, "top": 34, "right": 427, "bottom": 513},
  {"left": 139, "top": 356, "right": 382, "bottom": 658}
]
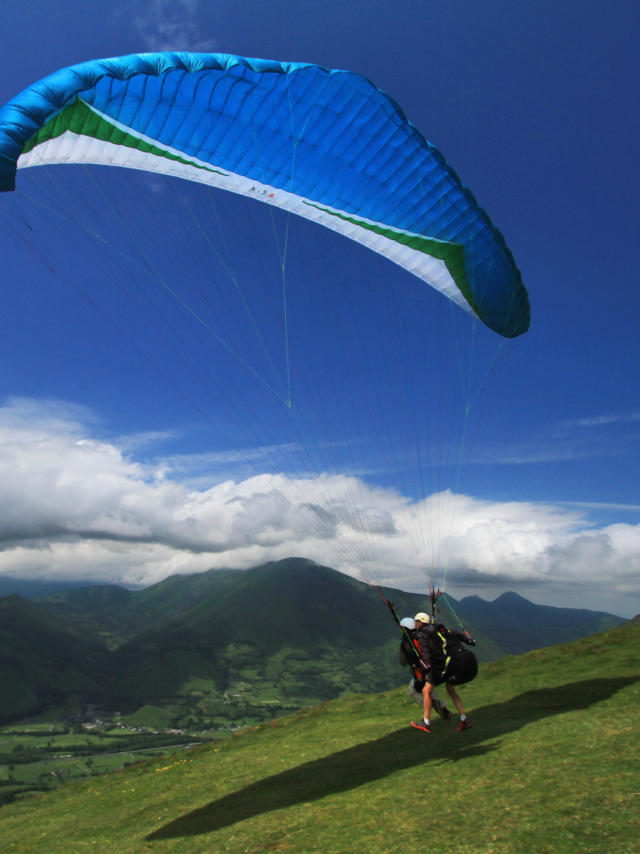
[{"left": 1, "top": 399, "right": 638, "bottom": 616}]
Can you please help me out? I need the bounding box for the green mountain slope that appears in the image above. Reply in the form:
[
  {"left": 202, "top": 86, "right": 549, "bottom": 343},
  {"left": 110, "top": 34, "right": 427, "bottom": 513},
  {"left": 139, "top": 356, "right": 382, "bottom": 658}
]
[
  {"left": 1, "top": 620, "right": 637, "bottom": 854},
  {"left": 39, "top": 584, "right": 135, "bottom": 648},
  {"left": 39, "top": 572, "right": 243, "bottom": 647},
  {"left": 0, "top": 596, "right": 110, "bottom": 721},
  {"left": 0, "top": 577, "right": 102, "bottom": 599},
  {"left": 3, "top": 558, "right": 498, "bottom": 726},
  {"left": 108, "top": 559, "right": 424, "bottom": 715},
  {"left": 107, "top": 559, "right": 504, "bottom": 720},
  {"left": 0, "top": 558, "right": 626, "bottom": 726},
  {"left": 34, "top": 559, "right": 626, "bottom": 655},
  {"left": 459, "top": 591, "right": 626, "bottom": 654}
]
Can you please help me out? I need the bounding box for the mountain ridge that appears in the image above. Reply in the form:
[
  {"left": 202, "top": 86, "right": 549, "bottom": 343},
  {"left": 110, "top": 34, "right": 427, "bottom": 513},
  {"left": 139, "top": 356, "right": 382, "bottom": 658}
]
[
  {"left": 0, "top": 558, "right": 627, "bottom": 726},
  {"left": 458, "top": 588, "right": 623, "bottom": 654}
]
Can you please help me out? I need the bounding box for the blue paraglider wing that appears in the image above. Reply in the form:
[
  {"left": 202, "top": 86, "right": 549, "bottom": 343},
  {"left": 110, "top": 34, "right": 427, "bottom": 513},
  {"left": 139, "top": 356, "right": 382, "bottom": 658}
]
[{"left": 0, "top": 52, "right": 529, "bottom": 336}]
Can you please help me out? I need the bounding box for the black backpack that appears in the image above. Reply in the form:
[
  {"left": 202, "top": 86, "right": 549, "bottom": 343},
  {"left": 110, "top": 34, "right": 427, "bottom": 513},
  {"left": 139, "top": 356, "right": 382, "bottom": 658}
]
[{"left": 439, "top": 627, "right": 478, "bottom": 685}]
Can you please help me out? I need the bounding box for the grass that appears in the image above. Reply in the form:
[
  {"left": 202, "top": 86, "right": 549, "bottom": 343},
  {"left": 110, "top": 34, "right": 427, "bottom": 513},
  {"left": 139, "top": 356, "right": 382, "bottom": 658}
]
[{"left": 0, "top": 620, "right": 638, "bottom": 853}]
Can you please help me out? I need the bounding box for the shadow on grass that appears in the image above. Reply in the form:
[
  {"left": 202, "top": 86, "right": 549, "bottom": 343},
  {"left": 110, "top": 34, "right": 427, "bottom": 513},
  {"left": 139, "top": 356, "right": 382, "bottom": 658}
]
[{"left": 147, "top": 675, "right": 638, "bottom": 840}]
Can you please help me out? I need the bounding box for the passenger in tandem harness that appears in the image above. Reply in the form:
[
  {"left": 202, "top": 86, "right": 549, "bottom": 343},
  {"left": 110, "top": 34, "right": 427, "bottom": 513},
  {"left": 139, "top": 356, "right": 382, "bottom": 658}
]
[
  {"left": 408, "top": 612, "right": 477, "bottom": 734},
  {"left": 398, "top": 616, "right": 451, "bottom": 722}
]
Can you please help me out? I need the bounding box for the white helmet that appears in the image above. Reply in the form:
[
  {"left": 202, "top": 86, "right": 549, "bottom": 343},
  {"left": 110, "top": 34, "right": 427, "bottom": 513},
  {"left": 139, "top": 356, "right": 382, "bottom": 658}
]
[
  {"left": 400, "top": 617, "right": 416, "bottom": 630},
  {"left": 414, "top": 612, "right": 431, "bottom": 624}
]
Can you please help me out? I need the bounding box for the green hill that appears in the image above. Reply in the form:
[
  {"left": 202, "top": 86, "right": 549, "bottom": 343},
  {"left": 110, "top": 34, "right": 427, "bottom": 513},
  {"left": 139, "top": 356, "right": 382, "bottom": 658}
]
[
  {"left": 107, "top": 559, "right": 451, "bottom": 722},
  {"left": 0, "top": 576, "right": 103, "bottom": 599},
  {"left": 0, "top": 558, "right": 626, "bottom": 727},
  {"left": 1, "top": 559, "right": 502, "bottom": 726},
  {"left": 38, "top": 584, "right": 135, "bottom": 648},
  {"left": 0, "top": 619, "right": 637, "bottom": 853},
  {"left": 459, "top": 591, "right": 626, "bottom": 654},
  {"left": 0, "top": 596, "right": 110, "bottom": 721}
]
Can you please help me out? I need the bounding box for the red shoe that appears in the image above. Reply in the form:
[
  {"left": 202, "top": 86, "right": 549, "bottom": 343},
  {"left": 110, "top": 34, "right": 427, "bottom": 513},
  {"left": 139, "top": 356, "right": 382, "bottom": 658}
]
[
  {"left": 411, "top": 720, "right": 431, "bottom": 733},
  {"left": 457, "top": 719, "right": 472, "bottom": 732}
]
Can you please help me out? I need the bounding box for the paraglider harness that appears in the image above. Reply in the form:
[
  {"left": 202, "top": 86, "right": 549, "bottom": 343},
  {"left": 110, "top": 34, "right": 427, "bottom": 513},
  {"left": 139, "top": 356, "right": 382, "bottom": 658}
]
[
  {"left": 386, "top": 587, "right": 478, "bottom": 686},
  {"left": 434, "top": 623, "right": 478, "bottom": 686}
]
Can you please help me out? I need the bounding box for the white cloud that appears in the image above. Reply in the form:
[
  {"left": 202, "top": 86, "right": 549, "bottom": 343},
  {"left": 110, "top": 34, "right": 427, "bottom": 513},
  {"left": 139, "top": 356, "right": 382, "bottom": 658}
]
[
  {"left": 0, "top": 398, "right": 638, "bottom": 615},
  {"left": 129, "top": 0, "right": 219, "bottom": 52},
  {"left": 563, "top": 411, "right": 640, "bottom": 429},
  {"left": 472, "top": 410, "right": 640, "bottom": 468}
]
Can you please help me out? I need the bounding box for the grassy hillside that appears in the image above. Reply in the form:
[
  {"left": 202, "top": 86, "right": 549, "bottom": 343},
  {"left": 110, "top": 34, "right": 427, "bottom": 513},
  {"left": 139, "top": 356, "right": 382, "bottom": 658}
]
[
  {"left": 1, "top": 619, "right": 637, "bottom": 853},
  {"left": 0, "top": 596, "right": 110, "bottom": 721}
]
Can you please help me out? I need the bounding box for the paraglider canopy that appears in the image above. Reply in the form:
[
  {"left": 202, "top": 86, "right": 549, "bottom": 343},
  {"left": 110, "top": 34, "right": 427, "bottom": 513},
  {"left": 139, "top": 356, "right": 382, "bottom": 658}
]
[{"left": 0, "top": 51, "right": 529, "bottom": 338}]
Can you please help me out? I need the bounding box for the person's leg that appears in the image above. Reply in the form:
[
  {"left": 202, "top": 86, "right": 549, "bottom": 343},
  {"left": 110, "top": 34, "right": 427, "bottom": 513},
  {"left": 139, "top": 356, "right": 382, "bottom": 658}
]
[
  {"left": 447, "top": 683, "right": 471, "bottom": 730},
  {"left": 411, "top": 677, "right": 438, "bottom": 731},
  {"left": 446, "top": 683, "right": 464, "bottom": 715},
  {"left": 422, "top": 680, "right": 433, "bottom": 722}
]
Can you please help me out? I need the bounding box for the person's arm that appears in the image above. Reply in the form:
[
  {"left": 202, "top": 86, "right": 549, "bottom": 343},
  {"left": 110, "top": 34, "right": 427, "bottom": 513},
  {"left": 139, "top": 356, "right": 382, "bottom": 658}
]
[
  {"left": 415, "top": 629, "right": 433, "bottom": 670},
  {"left": 452, "top": 629, "right": 476, "bottom": 646}
]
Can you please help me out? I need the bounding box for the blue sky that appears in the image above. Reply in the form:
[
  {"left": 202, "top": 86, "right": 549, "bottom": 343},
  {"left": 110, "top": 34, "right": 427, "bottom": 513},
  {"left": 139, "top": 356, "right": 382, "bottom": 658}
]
[{"left": 0, "top": 0, "right": 638, "bottom": 617}]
